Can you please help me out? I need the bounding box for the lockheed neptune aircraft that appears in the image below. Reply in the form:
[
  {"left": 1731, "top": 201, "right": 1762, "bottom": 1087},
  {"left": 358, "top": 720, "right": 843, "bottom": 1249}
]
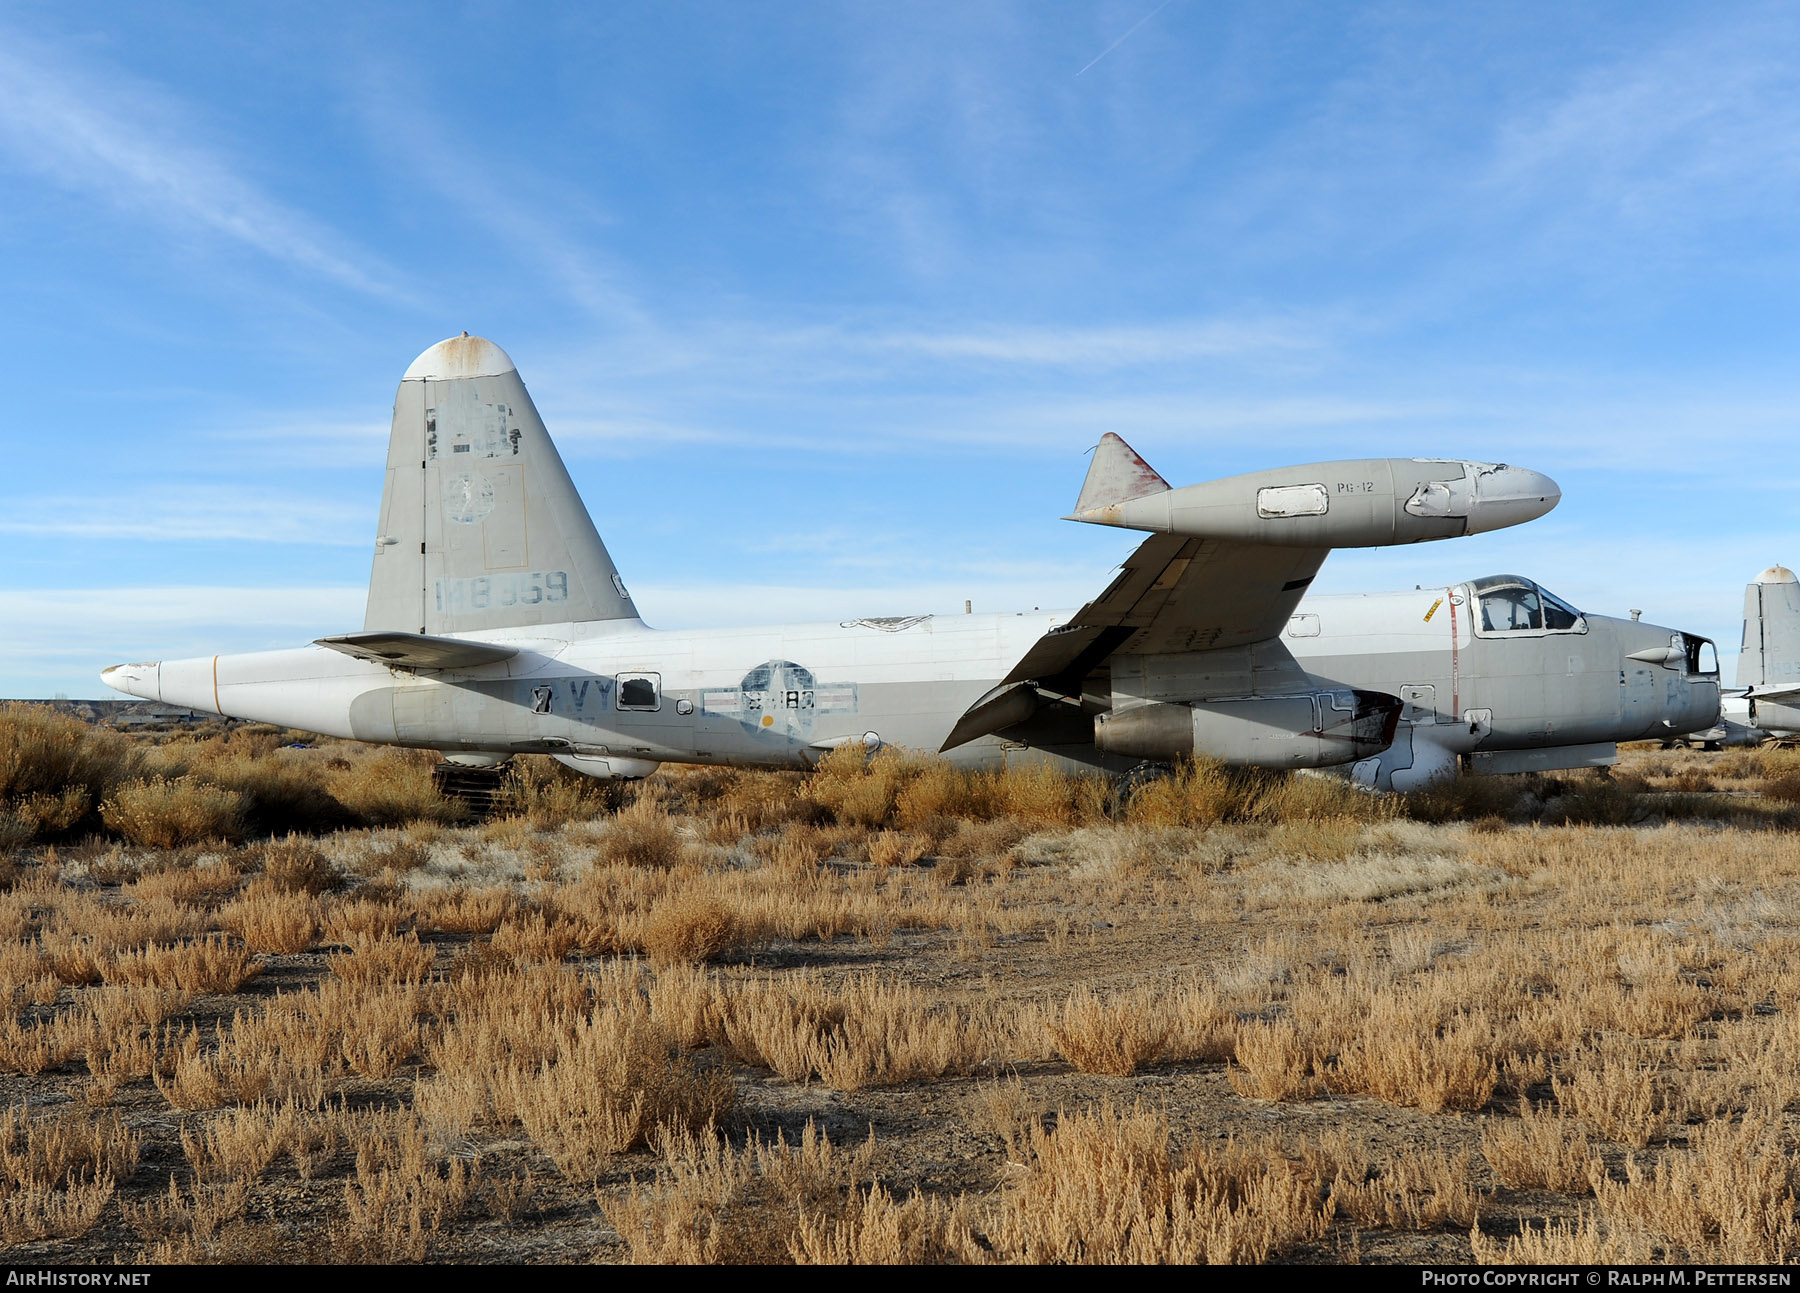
[{"left": 103, "top": 335, "right": 1721, "bottom": 792}]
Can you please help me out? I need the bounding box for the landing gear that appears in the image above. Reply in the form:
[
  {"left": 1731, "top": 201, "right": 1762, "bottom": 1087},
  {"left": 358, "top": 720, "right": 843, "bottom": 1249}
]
[
  {"left": 432, "top": 759, "right": 512, "bottom": 818},
  {"left": 1113, "top": 760, "right": 1172, "bottom": 810}
]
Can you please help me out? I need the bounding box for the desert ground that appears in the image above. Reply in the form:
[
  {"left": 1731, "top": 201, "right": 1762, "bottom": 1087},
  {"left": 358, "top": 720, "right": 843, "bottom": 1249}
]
[{"left": 4, "top": 702, "right": 1800, "bottom": 1264}]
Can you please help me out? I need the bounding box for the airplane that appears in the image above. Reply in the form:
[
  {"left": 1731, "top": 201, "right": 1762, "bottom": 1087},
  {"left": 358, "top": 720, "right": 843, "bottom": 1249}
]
[
  {"left": 102, "top": 334, "right": 1721, "bottom": 794},
  {"left": 1690, "top": 564, "right": 1800, "bottom": 748}
]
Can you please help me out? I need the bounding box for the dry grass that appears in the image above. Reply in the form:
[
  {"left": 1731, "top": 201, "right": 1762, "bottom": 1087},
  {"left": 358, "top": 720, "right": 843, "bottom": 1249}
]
[
  {"left": 1314, "top": 1136, "right": 1486, "bottom": 1230},
  {"left": 100, "top": 777, "right": 249, "bottom": 848},
  {"left": 0, "top": 704, "right": 137, "bottom": 847},
  {"left": 1228, "top": 1018, "right": 1316, "bottom": 1101},
  {"left": 337, "top": 1110, "right": 480, "bottom": 1262},
  {"left": 0, "top": 1105, "right": 139, "bottom": 1243},
  {"left": 489, "top": 910, "right": 579, "bottom": 964},
  {"left": 220, "top": 882, "right": 321, "bottom": 954},
  {"left": 504, "top": 1007, "right": 734, "bottom": 1179},
  {"left": 1592, "top": 1114, "right": 1800, "bottom": 1262},
  {"left": 250, "top": 835, "right": 341, "bottom": 894},
  {"left": 1471, "top": 1213, "right": 1653, "bottom": 1264},
  {"left": 607, "top": 1122, "right": 952, "bottom": 1263},
  {"left": 504, "top": 755, "right": 627, "bottom": 825},
  {"left": 991, "top": 1105, "right": 1331, "bottom": 1263},
  {"left": 803, "top": 744, "right": 1112, "bottom": 832},
  {"left": 640, "top": 892, "right": 742, "bottom": 966},
  {"left": 1480, "top": 1100, "right": 1603, "bottom": 1193},
  {"left": 19, "top": 729, "right": 1800, "bottom": 1263},
  {"left": 107, "top": 934, "right": 260, "bottom": 994},
  {"left": 323, "top": 932, "right": 435, "bottom": 987},
  {"left": 1329, "top": 1003, "right": 1499, "bottom": 1113},
  {"left": 416, "top": 885, "right": 514, "bottom": 937},
  {"left": 1552, "top": 1044, "right": 1664, "bottom": 1148},
  {"left": 1047, "top": 985, "right": 1171, "bottom": 1077},
  {"left": 718, "top": 971, "right": 988, "bottom": 1090},
  {"left": 321, "top": 747, "right": 466, "bottom": 828},
  {"left": 599, "top": 797, "right": 687, "bottom": 868}
]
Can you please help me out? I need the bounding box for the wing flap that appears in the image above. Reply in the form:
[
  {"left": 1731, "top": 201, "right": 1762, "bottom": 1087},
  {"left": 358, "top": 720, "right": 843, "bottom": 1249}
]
[{"left": 315, "top": 631, "right": 517, "bottom": 671}]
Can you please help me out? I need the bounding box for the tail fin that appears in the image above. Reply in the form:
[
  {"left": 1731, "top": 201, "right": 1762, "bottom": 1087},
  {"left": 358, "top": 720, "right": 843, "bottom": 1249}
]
[
  {"left": 1738, "top": 565, "right": 1800, "bottom": 690},
  {"left": 1067, "top": 432, "right": 1171, "bottom": 518},
  {"left": 365, "top": 335, "right": 638, "bottom": 635}
]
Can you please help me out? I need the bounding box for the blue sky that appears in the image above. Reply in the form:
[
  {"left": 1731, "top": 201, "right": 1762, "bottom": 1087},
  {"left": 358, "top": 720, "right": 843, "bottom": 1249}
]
[{"left": 3, "top": 1, "right": 1798, "bottom": 696}]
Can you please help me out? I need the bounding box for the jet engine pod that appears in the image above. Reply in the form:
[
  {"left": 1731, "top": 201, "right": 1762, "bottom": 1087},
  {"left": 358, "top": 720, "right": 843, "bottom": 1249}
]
[{"left": 1094, "top": 689, "right": 1402, "bottom": 768}]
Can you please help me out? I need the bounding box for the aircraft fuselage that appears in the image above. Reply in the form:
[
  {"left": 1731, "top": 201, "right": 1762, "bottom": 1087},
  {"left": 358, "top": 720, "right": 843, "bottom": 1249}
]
[{"left": 104, "top": 580, "right": 1720, "bottom": 786}]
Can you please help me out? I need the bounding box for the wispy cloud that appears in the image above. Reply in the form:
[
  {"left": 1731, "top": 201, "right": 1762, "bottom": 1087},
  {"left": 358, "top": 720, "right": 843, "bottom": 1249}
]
[
  {"left": 850, "top": 317, "right": 1322, "bottom": 366},
  {"left": 1485, "top": 11, "right": 1800, "bottom": 229},
  {"left": 342, "top": 66, "right": 648, "bottom": 329},
  {"left": 0, "top": 584, "right": 366, "bottom": 696},
  {"left": 0, "top": 31, "right": 395, "bottom": 295},
  {"left": 0, "top": 491, "right": 369, "bottom": 546}
]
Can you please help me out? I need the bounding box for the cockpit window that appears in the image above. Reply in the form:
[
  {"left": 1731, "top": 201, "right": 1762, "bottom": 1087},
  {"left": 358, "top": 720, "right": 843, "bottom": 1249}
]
[
  {"left": 1477, "top": 580, "right": 1541, "bottom": 632},
  {"left": 1687, "top": 636, "right": 1719, "bottom": 677},
  {"left": 1470, "top": 575, "right": 1585, "bottom": 636},
  {"left": 1541, "top": 589, "right": 1582, "bottom": 631}
]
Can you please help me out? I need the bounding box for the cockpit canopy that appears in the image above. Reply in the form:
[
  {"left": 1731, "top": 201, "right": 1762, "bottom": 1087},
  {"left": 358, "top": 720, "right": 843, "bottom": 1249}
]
[{"left": 1470, "top": 574, "right": 1584, "bottom": 634}]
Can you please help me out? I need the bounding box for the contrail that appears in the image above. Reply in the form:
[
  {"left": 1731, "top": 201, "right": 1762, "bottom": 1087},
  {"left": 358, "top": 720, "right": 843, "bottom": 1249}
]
[{"left": 1076, "top": 0, "right": 1177, "bottom": 77}]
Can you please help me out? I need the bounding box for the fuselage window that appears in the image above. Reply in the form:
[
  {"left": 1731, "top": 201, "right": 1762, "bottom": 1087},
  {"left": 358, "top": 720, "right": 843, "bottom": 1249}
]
[{"left": 617, "top": 673, "right": 661, "bottom": 711}]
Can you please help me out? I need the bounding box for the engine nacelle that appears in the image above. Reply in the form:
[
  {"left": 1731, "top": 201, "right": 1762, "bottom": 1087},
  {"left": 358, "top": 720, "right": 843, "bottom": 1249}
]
[
  {"left": 553, "top": 752, "right": 661, "bottom": 781},
  {"left": 1094, "top": 689, "right": 1402, "bottom": 768}
]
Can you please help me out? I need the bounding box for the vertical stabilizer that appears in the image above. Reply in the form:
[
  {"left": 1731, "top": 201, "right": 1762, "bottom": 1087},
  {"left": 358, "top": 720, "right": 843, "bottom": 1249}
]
[
  {"left": 1069, "top": 432, "right": 1171, "bottom": 517},
  {"left": 1738, "top": 565, "right": 1800, "bottom": 689},
  {"left": 365, "top": 335, "right": 639, "bottom": 635}
]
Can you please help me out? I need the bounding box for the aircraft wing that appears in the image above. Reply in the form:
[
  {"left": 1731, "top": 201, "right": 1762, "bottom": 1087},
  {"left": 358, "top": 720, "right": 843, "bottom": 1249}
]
[
  {"left": 1000, "top": 532, "right": 1326, "bottom": 696},
  {"left": 314, "top": 631, "right": 517, "bottom": 671},
  {"left": 940, "top": 435, "right": 1560, "bottom": 752}
]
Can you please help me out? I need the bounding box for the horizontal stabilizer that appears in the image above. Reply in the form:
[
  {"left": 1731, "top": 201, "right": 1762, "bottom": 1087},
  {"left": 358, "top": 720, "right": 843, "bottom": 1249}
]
[
  {"left": 314, "top": 632, "right": 517, "bottom": 671},
  {"left": 1070, "top": 433, "right": 1170, "bottom": 517}
]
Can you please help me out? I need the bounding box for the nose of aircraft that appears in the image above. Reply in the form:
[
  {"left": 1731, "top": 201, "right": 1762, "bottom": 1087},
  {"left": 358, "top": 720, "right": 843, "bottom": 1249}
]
[
  {"left": 1468, "top": 466, "right": 1561, "bottom": 535},
  {"left": 101, "top": 661, "right": 160, "bottom": 701}
]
